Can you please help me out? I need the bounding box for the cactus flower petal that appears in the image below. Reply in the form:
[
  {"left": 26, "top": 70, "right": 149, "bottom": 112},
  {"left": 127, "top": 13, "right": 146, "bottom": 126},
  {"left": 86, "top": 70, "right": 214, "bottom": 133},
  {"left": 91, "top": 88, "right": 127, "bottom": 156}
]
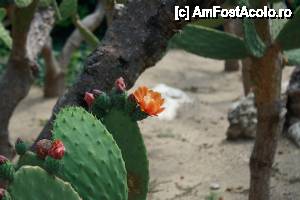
[{"left": 132, "top": 86, "right": 165, "bottom": 116}]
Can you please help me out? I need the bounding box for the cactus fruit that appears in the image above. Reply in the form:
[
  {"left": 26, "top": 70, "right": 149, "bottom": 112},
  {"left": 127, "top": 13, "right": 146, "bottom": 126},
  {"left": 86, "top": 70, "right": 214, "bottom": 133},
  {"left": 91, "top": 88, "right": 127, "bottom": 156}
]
[
  {"left": 52, "top": 107, "right": 128, "bottom": 200},
  {"left": 36, "top": 139, "right": 52, "bottom": 159},
  {"left": 48, "top": 140, "right": 65, "bottom": 160},
  {"left": 8, "top": 166, "right": 81, "bottom": 200},
  {"left": 14, "top": 138, "right": 26, "bottom": 156}
]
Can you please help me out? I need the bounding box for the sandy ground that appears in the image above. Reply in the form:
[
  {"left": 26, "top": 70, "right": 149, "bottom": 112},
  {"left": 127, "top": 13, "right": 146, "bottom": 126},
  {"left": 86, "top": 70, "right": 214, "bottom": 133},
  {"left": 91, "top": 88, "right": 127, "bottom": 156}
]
[{"left": 9, "top": 50, "right": 300, "bottom": 200}]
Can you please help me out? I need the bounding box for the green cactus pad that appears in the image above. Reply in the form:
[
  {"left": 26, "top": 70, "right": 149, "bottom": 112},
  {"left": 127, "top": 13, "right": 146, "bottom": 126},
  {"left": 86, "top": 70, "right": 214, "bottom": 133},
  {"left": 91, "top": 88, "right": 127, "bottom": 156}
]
[
  {"left": 44, "top": 156, "right": 63, "bottom": 175},
  {"left": 170, "top": 24, "right": 248, "bottom": 60},
  {"left": 8, "top": 166, "right": 81, "bottom": 200},
  {"left": 284, "top": 48, "right": 300, "bottom": 66},
  {"left": 276, "top": 8, "right": 300, "bottom": 50},
  {"left": 52, "top": 107, "right": 128, "bottom": 200},
  {"left": 59, "top": 0, "right": 77, "bottom": 20},
  {"left": 16, "top": 151, "right": 44, "bottom": 169},
  {"left": 102, "top": 108, "right": 149, "bottom": 200},
  {"left": 242, "top": 17, "right": 266, "bottom": 58},
  {"left": 14, "top": 0, "right": 33, "bottom": 7}
]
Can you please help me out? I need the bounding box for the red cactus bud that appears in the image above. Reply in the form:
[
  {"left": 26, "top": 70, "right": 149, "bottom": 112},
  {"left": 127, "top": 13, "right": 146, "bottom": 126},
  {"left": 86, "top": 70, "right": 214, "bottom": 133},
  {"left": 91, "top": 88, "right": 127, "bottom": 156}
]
[
  {"left": 0, "top": 155, "right": 8, "bottom": 165},
  {"left": 48, "top": 140, "right": 65, "bottom": 160},
  {"left": 0, "top": 188, "right": 5, "bottom": 199},
  {"left": 115, "top": 77, "right": 126, "bottom": 92},
  {"left": 84, "top": 92, "right": 95, "bottom": 107},
  {"left": 36, "top": 139, "right": 52, "bottom": 159}
]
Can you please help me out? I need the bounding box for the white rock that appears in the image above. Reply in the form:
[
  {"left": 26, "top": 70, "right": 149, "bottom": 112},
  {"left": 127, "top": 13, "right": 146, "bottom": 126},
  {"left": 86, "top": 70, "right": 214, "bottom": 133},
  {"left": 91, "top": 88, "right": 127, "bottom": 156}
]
[{"left": 152, "top": 84, "right": 192, "bottom": 120}]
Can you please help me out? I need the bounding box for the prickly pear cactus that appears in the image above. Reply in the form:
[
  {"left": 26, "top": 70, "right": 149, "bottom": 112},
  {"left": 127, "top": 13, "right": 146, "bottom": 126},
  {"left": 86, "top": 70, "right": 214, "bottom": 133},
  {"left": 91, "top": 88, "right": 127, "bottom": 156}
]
[
  {"left": 102, "top": 108, "right": 149, "bottom": 200},
  {"left": 89, "top": 77, "right": 165, "bottom": 200},
  {"left": 8, "top": 166, "right": 81, "bottom": 200},
  {"left": 52, "top": 106, "right": 128, "bottom": 200}
]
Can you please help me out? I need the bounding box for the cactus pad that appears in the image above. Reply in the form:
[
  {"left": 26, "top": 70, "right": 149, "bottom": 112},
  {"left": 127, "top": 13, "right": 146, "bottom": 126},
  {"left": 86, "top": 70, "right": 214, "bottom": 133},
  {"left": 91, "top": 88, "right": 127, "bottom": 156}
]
[
  {"left": 8, "top": 166, "right": 81, "bottom": 200},
  {"left": 52, "top": 107, "right": 128, "bottom": 200},
  {"left": 170, "top": 24, "right": 248, "bottom": 59},
  {"left": 101, "top": 108, "right": 149, "bottom": 200},
  {"left": 16, "top": 151, "right": 44, "bottom": 169}
]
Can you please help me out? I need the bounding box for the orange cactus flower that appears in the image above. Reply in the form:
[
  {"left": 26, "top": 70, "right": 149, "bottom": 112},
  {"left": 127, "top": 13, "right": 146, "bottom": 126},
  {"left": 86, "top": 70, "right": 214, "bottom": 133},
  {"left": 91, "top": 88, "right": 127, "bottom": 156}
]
[{"left": 132, "top": 86, "right": 165, "bottom": 116}]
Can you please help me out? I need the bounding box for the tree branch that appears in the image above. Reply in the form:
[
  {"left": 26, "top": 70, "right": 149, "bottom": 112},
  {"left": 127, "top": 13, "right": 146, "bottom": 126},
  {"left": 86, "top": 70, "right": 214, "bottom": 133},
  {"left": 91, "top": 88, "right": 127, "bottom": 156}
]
[
  {"left": 35, "top": 0, "right": 225, "bottom": 145},
  {"left": 0, "top": 5, "right": 55, "bottom": 157},
  {"left": 59, "top": 0, "right": 105, "bottom": 71}
]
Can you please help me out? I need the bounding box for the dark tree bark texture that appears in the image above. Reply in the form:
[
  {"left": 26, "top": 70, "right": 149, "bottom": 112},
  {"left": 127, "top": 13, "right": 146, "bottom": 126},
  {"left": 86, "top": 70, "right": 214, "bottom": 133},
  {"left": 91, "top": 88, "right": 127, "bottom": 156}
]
[{"left": 34, "top": 0, "right": 225, "bottom": 145}]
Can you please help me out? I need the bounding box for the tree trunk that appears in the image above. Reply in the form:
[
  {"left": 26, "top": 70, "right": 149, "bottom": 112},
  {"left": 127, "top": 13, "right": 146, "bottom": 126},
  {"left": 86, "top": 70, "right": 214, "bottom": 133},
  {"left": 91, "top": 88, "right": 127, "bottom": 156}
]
[
  {"left": 0, "top": 5, "right": 54, "bottom": 158},
  {"left": 33, "top": 0, "right": 226, "bottom": 146},
  {"left": 223, "top": 19, "right": 243, "bottom": 72},
  {"left": 249, "top": 44, "right": 283, "bottom": 200},
  {"left": 248, "top": 3, "right": 283, "bottom": 198}
]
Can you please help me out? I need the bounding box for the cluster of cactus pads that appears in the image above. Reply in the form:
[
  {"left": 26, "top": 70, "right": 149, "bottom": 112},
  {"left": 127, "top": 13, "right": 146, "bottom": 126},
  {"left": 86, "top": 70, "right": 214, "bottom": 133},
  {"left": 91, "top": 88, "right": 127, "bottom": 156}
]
[{"left": 0, "top": 77, "right": 165, "bottom": 200}]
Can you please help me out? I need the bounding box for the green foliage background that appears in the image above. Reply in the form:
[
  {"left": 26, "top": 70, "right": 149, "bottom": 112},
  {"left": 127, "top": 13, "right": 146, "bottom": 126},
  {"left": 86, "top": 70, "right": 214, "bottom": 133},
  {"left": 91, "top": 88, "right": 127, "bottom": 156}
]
[{"left": 0, "top": 0, "right": 107, "bottom": 87}]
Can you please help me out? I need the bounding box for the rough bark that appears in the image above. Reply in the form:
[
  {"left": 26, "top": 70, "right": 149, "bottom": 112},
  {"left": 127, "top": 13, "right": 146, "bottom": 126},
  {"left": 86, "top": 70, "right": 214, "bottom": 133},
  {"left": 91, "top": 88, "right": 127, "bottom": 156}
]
[
  {"left": 248, "top": 3, "right": 283, "bottom": 198},
  {"left": 43, "top": 1, "right": 105, "bottom": 97},
  {"left": 223, "top": 19, "right": 243, "bottom": 72},
  {"left": 0, "top": 4, "right": 55, "bottom": 158},
  {"left": 34, "top": 0, "right": 225, "bottom": 145}
]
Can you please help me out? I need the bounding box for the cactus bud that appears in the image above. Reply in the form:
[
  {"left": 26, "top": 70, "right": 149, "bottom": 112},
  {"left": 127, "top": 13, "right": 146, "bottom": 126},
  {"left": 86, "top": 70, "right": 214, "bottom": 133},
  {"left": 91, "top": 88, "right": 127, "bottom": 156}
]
[
  {"left": 114, "top": 77, "right": 126, "bottom": 92},
  {"left": 48, "top": 140, "right": 65, "bottom": 160},
  {"left": 0, "top": 156, "right": 8, "bottom": 165},
  {"left": 91, "top": 92, "right": 112, "bottom": 118},
  {"left": 15, "top": 138, "right": 27, "bottom": 156},
  {"left": 36, "top": 139, "right": 52, "bottom": 159},
  {"left": 84, "top": 92, "right": 95, "bottom": 107}
]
